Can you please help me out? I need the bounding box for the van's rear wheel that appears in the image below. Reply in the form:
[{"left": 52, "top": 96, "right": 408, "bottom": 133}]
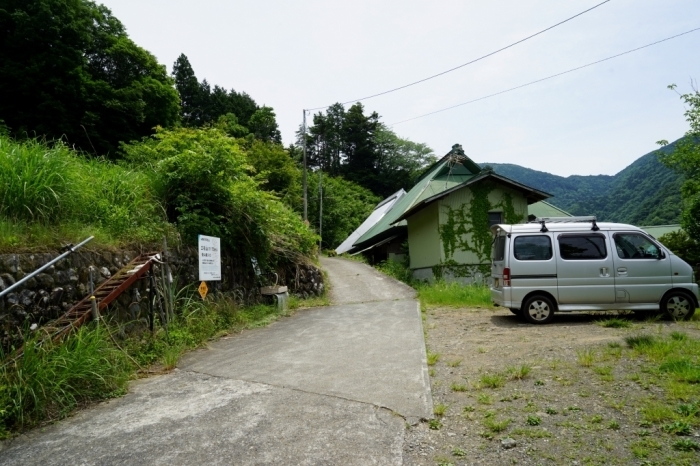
[
  {"left": 662, "top": 291, "right": 696, "bottom": 321},
  {"left": 522, "top": 295, "right": 555, "bottom": 324}
]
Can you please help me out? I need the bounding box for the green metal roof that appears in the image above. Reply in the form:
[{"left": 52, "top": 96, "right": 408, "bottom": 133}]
[
  {"left": 351, "top": 145, "right": 479, "bottom": 251},
  {"left": 393, "top": 172, "right": 551, "bottom": 224},
  {"left": 528, "top": 201, "right": 572, "bottom": 218},
  {"left": 639, "top": 225, "right": 682, "bottom": 239}
]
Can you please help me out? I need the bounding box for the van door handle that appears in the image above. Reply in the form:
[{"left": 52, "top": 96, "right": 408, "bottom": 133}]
[
  {"left": 599, "top": 267, "right": 609, "bottom": 277},
  {"left": 617, "top": 267, "right": 627, "bottom": 276}
]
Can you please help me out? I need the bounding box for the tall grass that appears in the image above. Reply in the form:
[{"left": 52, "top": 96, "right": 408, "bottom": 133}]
[
  {"left": 0, "top": 135, "right": 170, "bottom": 250},
  {"left": 1, "top": 290, "right": 325, "bottom": 437},
  {"left": 417, "top": 280, "right": 492, "bottom": 308},
  {"left": 372, "top": 259, "right": 492, "bottom": 309},
  {"left": 0, "top": 325, "right": 132, "bottom": 436},
  {"left": 375, "top": 259, "right": 415, "bottom": 285}
]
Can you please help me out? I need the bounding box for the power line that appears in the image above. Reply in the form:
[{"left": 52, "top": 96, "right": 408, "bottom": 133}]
[
  {"left": 307, "top": 0, "right": 612, "bottom": 111},
  {"left": 389, "top": 27, "right": 700, "bottom": 126}
]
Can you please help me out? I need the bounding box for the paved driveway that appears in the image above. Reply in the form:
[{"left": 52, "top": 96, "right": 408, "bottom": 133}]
[{"left": 0, "top": 257, "right": 431, "bottom": 465}]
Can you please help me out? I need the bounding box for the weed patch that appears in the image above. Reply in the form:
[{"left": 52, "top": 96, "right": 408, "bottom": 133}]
[
  {"left": 417, "top": 281, "right": 491, "bottom": 309},
  {"left": 480, "top": 373, "right": 505, "bottom": 389},
  {"left": 596, "top": 317, "right": 632, "bottom": 328}
]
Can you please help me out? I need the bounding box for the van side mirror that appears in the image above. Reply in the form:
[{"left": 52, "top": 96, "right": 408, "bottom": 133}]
[{"left": 658, "top": 251, "right": 666, "bottom": 260}]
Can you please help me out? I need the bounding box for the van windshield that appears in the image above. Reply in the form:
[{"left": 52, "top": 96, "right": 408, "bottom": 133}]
[{"left": 493, "top": 235, "right": 506, "bottom": 261}]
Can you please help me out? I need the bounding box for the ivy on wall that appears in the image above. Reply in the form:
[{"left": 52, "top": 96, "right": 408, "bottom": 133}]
[{"left": 438, "top": 182, "right": 524, "bottom": 265}]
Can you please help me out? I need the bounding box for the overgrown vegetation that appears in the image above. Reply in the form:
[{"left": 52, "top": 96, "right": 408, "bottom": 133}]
[
  {"left": 0, "top": 290, "right": 327, "bottom": 437},
  {"left": 657, "top": 85, "right": 700, "bottom": 240},
  {"left": 417, "top": 281, "right": 492, "bottom": 309},
  {"left": 0, "top": 135, "right": 170, "bottom": 250},
  {"left": 122, "top": 127, "right": 317, "bottom": 266}
]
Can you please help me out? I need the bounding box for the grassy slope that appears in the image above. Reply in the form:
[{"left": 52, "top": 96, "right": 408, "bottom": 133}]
[{"left": 0, "top": 136, "right": 171, "bottom": 252}]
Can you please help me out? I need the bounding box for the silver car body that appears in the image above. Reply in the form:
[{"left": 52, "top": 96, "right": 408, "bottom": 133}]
[{"left": 490, "top": 221, "right": 699, "bottom": 312}]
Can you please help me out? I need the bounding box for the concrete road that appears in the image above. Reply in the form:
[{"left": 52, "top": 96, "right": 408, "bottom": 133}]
[{"left": 0, "top": 257, "right": 431, "bottom": 465}]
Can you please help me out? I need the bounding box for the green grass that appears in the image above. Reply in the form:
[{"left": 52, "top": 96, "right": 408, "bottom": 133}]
[
  {"left": 427, "top": 351, "right": 441, "bottom": 366},
  {"left": 433, "top": 403, "right": 448, "bottom": 416},
  {"left": 480, "top": 373, "right": 506, "bottom": 389},
  {"left": 1, "top": 290, "right": 323, "bottom": 437},
  {"left": 576, "top": 349, "right": 596, "bottom": 367},
  {"left": 596, "top": 317, "right": 633, "bottom": 328},
  {"left": 374, "top": 259, "right": 415, "bottom": 285},
  {"left": 507, "top": 364, "right": 531, "bottom": 380},
  {"left": 451, "top": 383, "right": 468, "bottom": 392},
  {"left": 0, "top": 135, "right": 170, "bottom": 251},
  {"left": 0, "top": 325, "right": 132, "bottom": 437},
  {"left": 417, "top": 280, "right": 492, "bottom": 309},
  {"left": 484, "top": 416, "right": 511, "bottom": 433}
]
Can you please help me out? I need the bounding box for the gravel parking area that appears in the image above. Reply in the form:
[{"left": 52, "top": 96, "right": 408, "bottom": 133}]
[{"left": 403, "top": 306, "right": 700, "bottom": 466}]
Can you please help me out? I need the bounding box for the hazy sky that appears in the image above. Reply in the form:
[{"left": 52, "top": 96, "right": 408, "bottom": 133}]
[{"left": 101, "top": 0, "right": 700, "bottom": 177}]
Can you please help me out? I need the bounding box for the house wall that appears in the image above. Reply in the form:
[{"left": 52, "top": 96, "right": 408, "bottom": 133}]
[
  {"left": 407, "top": 202, "right": 441, "bottom": 270},
  {"left": 438, "top": 185, "right": 528, "bottom": 264},
  {"left": 408, "top": 183, "right": 529, "bottom": 283}
]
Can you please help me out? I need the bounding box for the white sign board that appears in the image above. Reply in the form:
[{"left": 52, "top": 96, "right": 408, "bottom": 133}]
[{"left": 198, "top": 235, "right": 221, "bottom": 281}]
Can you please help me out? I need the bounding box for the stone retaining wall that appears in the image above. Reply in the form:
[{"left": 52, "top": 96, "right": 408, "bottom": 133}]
[{"left": 0, "top": 248, "right": 323, "bottom": 351}]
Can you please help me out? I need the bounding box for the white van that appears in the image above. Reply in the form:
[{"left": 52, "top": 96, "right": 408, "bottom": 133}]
[{"left": 490, "top": 217, "right": 699, "bottom": 324}]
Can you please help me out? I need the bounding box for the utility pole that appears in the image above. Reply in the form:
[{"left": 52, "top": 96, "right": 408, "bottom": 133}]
[
  {"left": 319, "top": 170, "right": 323, "bottom": 250},
  {"left": 302, "top": 109, "right": 308, "bottom": 222}
]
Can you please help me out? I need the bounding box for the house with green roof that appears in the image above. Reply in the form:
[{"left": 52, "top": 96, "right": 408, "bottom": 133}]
[{"left": 339, "top": 144, "right": 551, "bottom": 282}]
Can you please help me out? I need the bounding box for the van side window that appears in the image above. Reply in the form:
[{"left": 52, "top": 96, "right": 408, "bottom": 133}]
[
  {"left": 514, "top": 236, "right": 552, "bottom": 261},
  {"left": 558, "top": 234, "right": 607, "bottom": 260},
  {"left": 613, "top": 233, "right": 661, "bottom": 259},
  {"left": 493, "top": 236, "right": 506, "bottom": 261}
]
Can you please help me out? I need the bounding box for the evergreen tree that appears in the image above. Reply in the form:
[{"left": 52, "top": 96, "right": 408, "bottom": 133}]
[{"left": 172, "top": 54, "right": 203, "bottom": 126}]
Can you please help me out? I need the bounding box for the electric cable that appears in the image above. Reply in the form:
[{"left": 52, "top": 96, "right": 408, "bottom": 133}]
[
  {"left": 389, "top": 27, "right": 700, "bottom": 126},
  {"left": 306, "top": 0, "right": 612, "bottom": 111}
]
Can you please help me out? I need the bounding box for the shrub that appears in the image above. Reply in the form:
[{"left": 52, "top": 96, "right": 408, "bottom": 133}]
[{"left": 122, "top": 127, "right": 318, "bottom": 265}]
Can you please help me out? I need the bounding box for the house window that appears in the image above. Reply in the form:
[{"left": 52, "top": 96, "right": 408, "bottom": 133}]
[{"left": 488, "top": 212, "right": 503, "bottom": 227}]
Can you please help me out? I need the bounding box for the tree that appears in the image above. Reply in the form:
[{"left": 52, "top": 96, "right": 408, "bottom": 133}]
[
  {"left": 298, "top": 103, "right": 435, "bottom": 197},
  {"left": 657, "top": 84, "right": 700, "bottom": 238},
  {"left": 0, "top": 0, "right": 180, "bottom": 156},
  {"left": 373, "top": 123, "right": 436, "bottom": 196},
  {"left": 307, "top": 173, "right": 380, "bottom": 250},
  {"left": 248, "top": 106, "right": 282, "bottom": 143},
  {"left": 342, "top": 103, "right": 380, "bottom": 189},
  {"left": 242, "top": 138, "right": 300, "bottom": 205},
  {"left": 171, "top": 54, "right": 281, "bottom": 144},
  {"left": 173, "top": 54, "right": 204, "bottom": 126},
  {"left": 658, "top": 230, "right": 700, "bottom": 267}
]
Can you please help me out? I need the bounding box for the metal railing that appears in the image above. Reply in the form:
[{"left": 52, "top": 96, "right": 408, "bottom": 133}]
[{"left": 0, "top": 236, "right": 94, "bottom": 298}]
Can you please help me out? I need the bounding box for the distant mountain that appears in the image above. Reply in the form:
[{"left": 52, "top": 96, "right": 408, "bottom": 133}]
[{"left": 481, "top": 140, "right": 684, "bottom": 226}]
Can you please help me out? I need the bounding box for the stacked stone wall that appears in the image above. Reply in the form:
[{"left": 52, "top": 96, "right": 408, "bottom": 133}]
[{"left": 0, "top": 247, "right": 323, "bottom": 351}]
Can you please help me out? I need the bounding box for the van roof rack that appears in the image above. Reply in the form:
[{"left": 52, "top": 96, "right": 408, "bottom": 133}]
[{"left": 530, "top": 216, "right": 599, "bottom": 233}]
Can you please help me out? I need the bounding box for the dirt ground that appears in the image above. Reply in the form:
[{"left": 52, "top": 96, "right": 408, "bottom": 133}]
[{"left": 403, "top": 306, "right": 700, "bottom": 466}]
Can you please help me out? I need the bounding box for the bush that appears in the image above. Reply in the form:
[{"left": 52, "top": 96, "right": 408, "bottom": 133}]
[
  {"left": 658, "top": 229, "right": 700, "bottom": 268},
  {"left": 122, "top": 127, "right": 318, "bottom": 265}
]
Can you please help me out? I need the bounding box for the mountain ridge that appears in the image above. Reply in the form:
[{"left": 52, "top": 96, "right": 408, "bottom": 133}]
[{"left": 480, "top": 139, "right": 684, "bottom": 226}]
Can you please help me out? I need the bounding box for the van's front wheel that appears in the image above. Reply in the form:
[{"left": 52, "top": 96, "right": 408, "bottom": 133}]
[
  {"left": 662, "top": 291, "right": 696, "bottom": 321},
  {"left": 522, "top": 295, "right": 555, "bottom": 324}
]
